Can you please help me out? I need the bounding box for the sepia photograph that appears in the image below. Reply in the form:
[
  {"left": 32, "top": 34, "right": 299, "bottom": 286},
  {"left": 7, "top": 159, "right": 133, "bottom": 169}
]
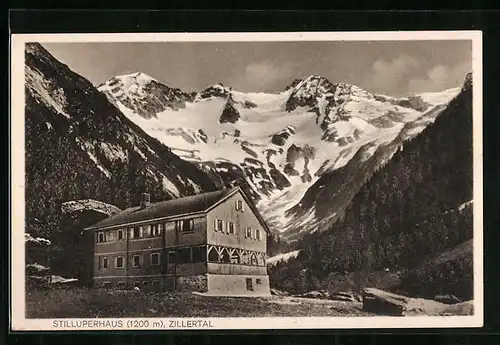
[{"left": 10, "top": 31, "right": 483, "bottom": 330}]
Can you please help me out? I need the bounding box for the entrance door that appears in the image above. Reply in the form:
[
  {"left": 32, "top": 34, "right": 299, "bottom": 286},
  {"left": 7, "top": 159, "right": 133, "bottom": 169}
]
[
  {"left": 166, "top": 250, "right": 176, "bottom": 274},
  {"left": 164, "top": 276, "right": 175, "bottom": 291},
  {"left": 165, "top": 250, "right": 177, "bottom": 291},
  {"left": 246, "top": 278, "right": 254, "bottom": 291}
]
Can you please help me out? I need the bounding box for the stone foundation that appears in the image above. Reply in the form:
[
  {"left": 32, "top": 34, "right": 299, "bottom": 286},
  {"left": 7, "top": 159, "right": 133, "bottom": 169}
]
[
  {"left": 176, "top": 274, "right": 208, "bottom": 292},
  {"left": 93, "top": 274, "right": 270, "bottom": 296},
  {"left": 207, "top": 274, "right": 270, "bottom": 296}
]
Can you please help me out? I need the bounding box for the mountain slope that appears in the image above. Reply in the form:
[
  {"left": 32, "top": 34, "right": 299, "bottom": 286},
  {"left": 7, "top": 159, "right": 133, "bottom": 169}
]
[
  {"left": 25, "top": 43, "right": 219, "bottom": 241},
  {"left": 281, "top": 100, "right": 452, "bottom": 240},
  {"left": 272, "top": 73, "right": 473, "bottom": 298},
  {"left": 99, "top": 73, "right": 460, "bottom": 238}
]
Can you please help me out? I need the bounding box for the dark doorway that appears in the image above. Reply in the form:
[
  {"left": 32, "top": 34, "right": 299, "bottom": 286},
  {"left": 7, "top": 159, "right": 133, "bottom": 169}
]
[{"left": 246, "top": 278, "right": 254, "bottom": 291}]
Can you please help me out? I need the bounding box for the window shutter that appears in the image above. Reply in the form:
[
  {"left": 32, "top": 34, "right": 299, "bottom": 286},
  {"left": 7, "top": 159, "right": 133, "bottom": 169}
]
[{"left": 235, "top": 200, "right": 244, "bottom": 211}]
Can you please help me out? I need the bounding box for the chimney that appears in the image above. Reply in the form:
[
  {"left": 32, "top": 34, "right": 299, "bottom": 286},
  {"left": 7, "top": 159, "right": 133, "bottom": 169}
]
[{"left": 140, "top": 193, "right": 151, "bottom": 208}]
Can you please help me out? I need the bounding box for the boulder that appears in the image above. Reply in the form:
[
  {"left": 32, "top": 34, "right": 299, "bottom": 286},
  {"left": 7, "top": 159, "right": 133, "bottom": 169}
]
[
  {"left": 434, "top": 294, "right": 462, "bottom": 305},
  {"left": 270, "top": 288, "right": 290, "bottom": 296},
  {"left": 299, "top": 290, "right": 329, "bottom": 299},
  {"left": 331, "top": 292, "right": 358, "bottom": 302},
  {"left": 362, "top": 288, "right": 406, "bottom": 316}
]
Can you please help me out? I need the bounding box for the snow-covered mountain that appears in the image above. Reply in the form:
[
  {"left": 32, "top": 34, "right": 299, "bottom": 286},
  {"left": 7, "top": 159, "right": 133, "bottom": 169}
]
[
  {"left": 98, "top": 72, "right": 460, "bottom": 239},
  {"left": 97, "top": 72, "right": 196, "bottom": 118}
]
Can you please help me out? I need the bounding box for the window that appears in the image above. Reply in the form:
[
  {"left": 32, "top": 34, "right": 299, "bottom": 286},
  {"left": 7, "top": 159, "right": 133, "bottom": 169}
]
[
  {"left": 208, "top": 248, "right": 219, "bottom": 262},
  {"left": 132, "top": 227, "right": 140, "bottom": 239},
  {"left": 241, "top": 252, "right": 249, "bottom": 265},
  {"left": 143, "top": 224, "right": 151, "bottom": 237},
  {"left": 151, "top": 253, "right": 160, "bottom": 266},
  {"left": 220, "top": 249, "right": 230, "bottom": 264},
  {"left": 116, "top": 256, "right": 124, "bottom": 268},
  {"left": 191, "top": 246, "right": 206, "bottom": 262},
  {"left": 178, "top": 247, "right": 191, "bottom": 263},
  {"left": 230, "top": 251, "right": 240, "bottom": 264},
  {"left": 167, "top": 251, "right": 176, "bottom": 265},
  {"left": 256, "top": 229, "right": 261, "bottom": 241},
  {"left": 256, "top": 279, "right": 262, "bottom": 284},
  {"left": 103, "top": 281, "right": 112, "bottom": 288},
  {"left": 227, "top": 222, "right": 235, "bottom": 235},
  {"left": 257, "top": 254, "right": 266, "bottom": 267},
  {"left": 250, "top": 253, "right": 258, "bottom": 266},
  {"left": 215, "top": 219, "right": 224, "bottom": 232},
  {"left": 181, "top": 219, "right": 194, "bottom": 233},
  {"left": 246, "top": 278, "right": 254, "bottom": 291},
  {"left": 132, "top": 255, "right": 141, "bottom": 267},
  {"left": 235, "top": 200, "right": 244, "bottom": 212},
  {"left": 143, "top": 281, "right": 149, "bottom": 286},
  {"left": 152, "top": 224, "right": 161, "bottom": 236},
  {"left": 117, "top": 230, "right": 124, "bottom": 240},
  {"left": 105, "top": 231, "right": 115, "bottom": 242},
  {"left": 177, "top": 219, "right": 195, "bottom": 233},
  {"left": 102, "top": 257, "right": 109, "bottom": 269},
  {"left": 245, "top": 227, "right": 252, "bottom": 238},
  {"left": 97, "top": 232, "right": 105, "bottom": 243}
]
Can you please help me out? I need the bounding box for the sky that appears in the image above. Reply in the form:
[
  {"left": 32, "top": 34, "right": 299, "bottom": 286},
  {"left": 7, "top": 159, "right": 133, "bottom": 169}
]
[{"left": 42, "top": 40, "right": 472, "bottom": 97}]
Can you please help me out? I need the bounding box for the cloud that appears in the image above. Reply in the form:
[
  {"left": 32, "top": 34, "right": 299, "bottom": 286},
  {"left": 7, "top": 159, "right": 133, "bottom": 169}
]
[
  {"left": 407, "top": 61, "right": 471, "bottom": 95},
  {"left": 363, "top": 55, "right": 470, "bottom": 96},
  {"left": 363, "top": 55, "right": 420, "bottom": 94},
  {"left": 232, "top": 61, "right": 295, "bottom": 92}
]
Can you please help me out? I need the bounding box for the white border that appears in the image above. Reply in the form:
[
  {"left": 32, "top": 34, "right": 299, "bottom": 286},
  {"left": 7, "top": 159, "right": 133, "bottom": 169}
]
[{"left": 10, "top": 31, "right": 483, "bottom": 331}]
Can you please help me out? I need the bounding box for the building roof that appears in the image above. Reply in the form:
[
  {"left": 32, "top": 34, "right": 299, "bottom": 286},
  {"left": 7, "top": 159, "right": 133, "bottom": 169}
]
[{"left": 84, "top": 186, "right": 271, "bottom": 235}]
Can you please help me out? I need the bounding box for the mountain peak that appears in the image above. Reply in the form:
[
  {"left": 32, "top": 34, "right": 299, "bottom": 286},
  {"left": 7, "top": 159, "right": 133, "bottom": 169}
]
[
  {"left": 462, "top": 72, "right": 472, "bottom": 92},
  {"left": 25, "top": 42, "right": 47, "bottom": 56},
  {"left": 284, "top": 75, "right": 337, "bottom": 112},
  {"left": 196, "top": 83, "right": 231, "bottom": 101},
  {"left": 113, "top": 72, "right": 158, "bottom": 85},
  {"left": 306, "top": 74, "right": 329, "bottom": 80},
  {"left": 98, "top": 72, "right": 194, "bottom": 118}
]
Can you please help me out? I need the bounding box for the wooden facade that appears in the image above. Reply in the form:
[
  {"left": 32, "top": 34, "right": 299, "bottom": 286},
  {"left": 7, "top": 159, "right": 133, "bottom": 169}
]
[{"left": 86, "top": 187, "right": 271, "bottom": 295}]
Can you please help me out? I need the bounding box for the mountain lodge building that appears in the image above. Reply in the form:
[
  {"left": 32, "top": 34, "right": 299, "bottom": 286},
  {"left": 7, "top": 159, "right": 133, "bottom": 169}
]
[{"left": 84, "top": 186, "right": 271, "bottom": 296}]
